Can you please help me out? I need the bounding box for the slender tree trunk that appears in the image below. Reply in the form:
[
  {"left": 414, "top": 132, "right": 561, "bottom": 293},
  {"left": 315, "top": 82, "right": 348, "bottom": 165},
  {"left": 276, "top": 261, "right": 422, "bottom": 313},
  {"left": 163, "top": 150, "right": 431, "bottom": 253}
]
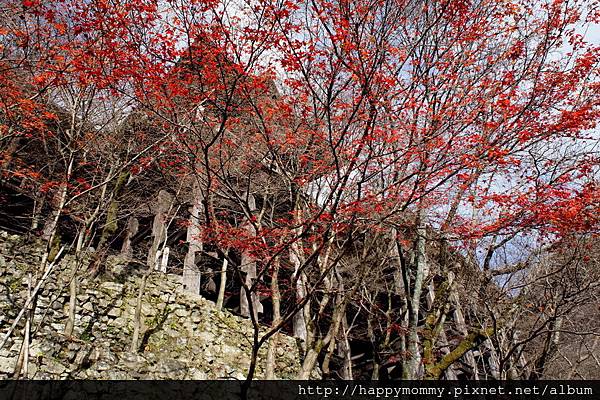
[
  {"left": 289, "top": 191, "right": 310, "bottom": 346},
  {"left": 298, "top": 302, "right": 345, "bottom": 379},
  {"left": 239, "top": 194, "right": 261, "bottom": 319},
  {"left": 530, "top": 316, "right": 563, "bottom": 379},
  {"left": 449, "top": 284, "right": 479, "bottom": 379},
  {"left": 64, "top": 274, "right": 78, "bottom": 337},
  {"left": 30, "top": 196, "right": 44, "bottom": 231},
  {"left": 298, "top": 274, "right": 362, "bottom": 380},
  {"left": 12, "top": 274, "right": 32, "bottom": 378},
  {"left": 322, "top": 272, "right": 347, "bottom": 378},
  {"left": 402, "top": 213, "right": 428, "bottom": 379},
  {"left": 368, "top": 311, "right": 380, "bottom": 380},
  {"left": 265, "top": 256, "right": 282, "bottom": 379},
  {"left": 240, "top": 251, "right": 261, "bottom": 319},
  {"left": 339, "top": 314, "right": 353, "bottom": 379},
  {"left": 215, "top": 251, "right": 229, "bottom": 310},
  {"left": 132, "top": 246, "right": 169, "bottom": 352},
  {"left": 183, "top": 183, "right": 203, "bottom": 294},
  {"left": 290, "top": 238, "right": 308, "bottom": 345},
  {"left": 65, "top": 229, "right": 86, "bottom": 336},
  {"left": 131, "top": 260, "right": 154, "bottom": 353},
  {"left": 299, "top": 341, "right": 324, "bottom": 380},
  {"left": 41, "top": 156, "right": 73, "bottom": 243},
  {"left": 321, "top": 335, "right": 337, "bottom": 378}
]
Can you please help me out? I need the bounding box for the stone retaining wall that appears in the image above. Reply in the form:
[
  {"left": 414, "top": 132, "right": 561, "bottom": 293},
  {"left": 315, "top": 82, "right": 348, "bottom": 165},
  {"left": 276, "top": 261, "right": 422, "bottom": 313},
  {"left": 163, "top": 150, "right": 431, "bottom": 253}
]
[{"left": 0, "top": 232, "right": 309, "bottom": 380}]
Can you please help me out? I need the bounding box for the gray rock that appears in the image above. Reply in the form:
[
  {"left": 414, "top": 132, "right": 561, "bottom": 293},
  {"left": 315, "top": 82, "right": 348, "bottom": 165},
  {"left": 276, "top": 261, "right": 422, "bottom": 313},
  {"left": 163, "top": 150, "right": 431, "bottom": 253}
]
[
  {"left": 51, "top": 300, "right": 63, "bottom": 311},
  {"left": 9, "top": 342, "right": 21, "bottom": 353},
  {"left": 67, "top": 342, "right": 81, "bottom": 352},
  {"left": 73, "top": 350, "right": 90, "bottom": 367},
  {"left": 107, "top": 307, "right": 121, "bottom": 318},
  {"left": 111, "top": 317, "right": 128, "bottom": 328},
  {"left": 26, "top": 362, "right": 38, "bottom": 378},
  {"left": 76, "top": 295, "right": 89, "bottom": 302},
  {"left": 197, "top": 331, "right": 215, "bottom": 343},
  {"left": 190, "top": 312, "right": 202, "bottom": 323},
  {"left": 188, "top": 368, "right": 208, "bottom": 379},
  {"left": 104, "top": 347, "right": 119, "bottom": 362},
  {"left": 95, "top": 361, "right": 111, "bottom": 371},
  {"left": 141, "top": 302, "right": 154, "bottom": 316},
  {"left": 154, "top": 358, "right": 186, "bottom": 375},
  {"left": 163, "top": 327, "right": 181, "bottom": 337},
  {"left": 100, "top": 282, "right": 124, "bottom": 292},
  {"left": 174, "top": 308, "right": 189, "bottom": 318},
  {"left": 119, "top": 352, "right": 146, "bottom": 369},
  {"left": 0, "top": 357, "right": 15, "bottom": 374},
  {"left": 42, "top": 360, "right": 66, "bottom": 375},
  {"left": 29, "top": 341, "right": 56, "bottom": 358},
  {"left": 91, "top": 324, "right": 104, "bottom": 338},
  {"left": 105, "top": 370, "right": 131, "bottom": 379}
]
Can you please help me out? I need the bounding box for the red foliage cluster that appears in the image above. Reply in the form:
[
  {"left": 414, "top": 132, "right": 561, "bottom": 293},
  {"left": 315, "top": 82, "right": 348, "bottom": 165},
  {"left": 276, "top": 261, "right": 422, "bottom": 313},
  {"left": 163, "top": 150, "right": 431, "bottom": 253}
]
[{"left": 1, "top": 0, "right": 598, "bottom": 256}]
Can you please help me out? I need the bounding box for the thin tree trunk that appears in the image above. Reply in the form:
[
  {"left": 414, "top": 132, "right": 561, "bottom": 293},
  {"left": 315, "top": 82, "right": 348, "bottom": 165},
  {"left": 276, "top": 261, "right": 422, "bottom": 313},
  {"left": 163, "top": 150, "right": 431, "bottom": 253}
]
[
  {"left": 290, "top": 238, "right": 308, "bottom": 345},
  {"left": 215, "top": 251, "right": 229, "bottom": 310},
  {"left": 31, "top": 196, "right": 44, "bottom": 231},
  {"left": 239, "top": 194, "right": 261, "bottom": 319},
  {"left": 450, "top": 285, "right": 479, "bottom": 379},
  {"left": 12, "top": 274, "right": 32, "bottom": 378},
  {"left": 298, "top": 275, "right": 362, "bottom": 379},
  {"left": 65, "top": 229, "right": 86, "bottom": 336},
  {"left": 64, "top": 275, "right": 78, "bottom": 337},
  {"left": 339, "top": 314, "right": 353, "bottom": 379},
  {"left": 130, "top": 260, "right": 154, "bottom": 353},
  {"left": 368, "top": 312, "right": 380, "bottom": 380},
  {"left": 322, "top": 273, "right": 347, "bottom": 378},
  {"left": 402, "top": 213, "right": 428, "bottom": 379},
  {"left": 321, "top": 335, "right": 337, "bottom": 378},
  {"left": 530, "top": 316, "right": 563, "bottom": 379},
  {"left": 183, "top": 183, "right": 203, "bottom": 294},
  {"left": 160, "top": 247, "right": 169, "bottom": 273},
  {"left": 289, "top": 192, "right": 309, "bottom": 346},
  {"left": 265, "top": 256, "right": 281, "bottom": 379},
  {"left": 298, "top": 303, "right": 345, "bottom": 379},
  {"left": 41, "top": 156, "right": 73, "bottom": 242}
]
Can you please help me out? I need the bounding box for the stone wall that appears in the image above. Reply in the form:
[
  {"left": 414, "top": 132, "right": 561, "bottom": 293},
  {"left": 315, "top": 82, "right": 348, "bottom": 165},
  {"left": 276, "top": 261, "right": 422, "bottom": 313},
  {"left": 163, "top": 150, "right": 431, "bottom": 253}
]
[{"left": 0, "top": 232, "right": 310, "bottom": 380}]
